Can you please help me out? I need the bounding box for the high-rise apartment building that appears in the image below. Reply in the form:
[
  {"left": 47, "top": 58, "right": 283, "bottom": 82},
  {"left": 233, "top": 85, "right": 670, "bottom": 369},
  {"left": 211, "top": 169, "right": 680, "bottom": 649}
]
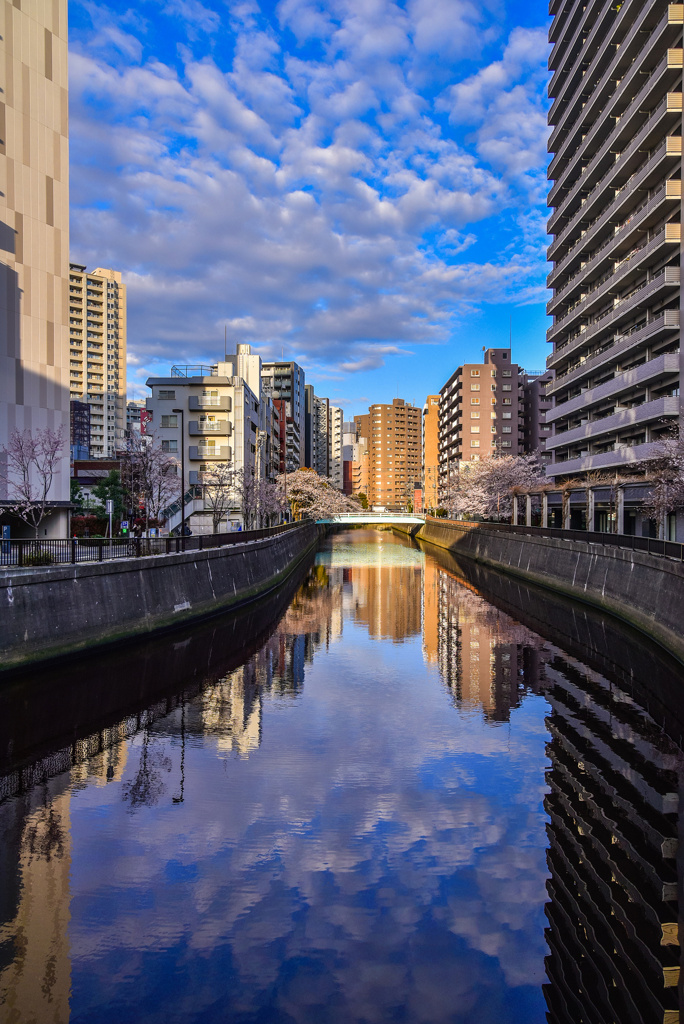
[
  {"left": 329, "top": 405, "right": 343, "bottom": 490},
  {"left": 545, "top": 1, "right": 683, "bottom": 479},
  {"left": 520, "top": 370, "right": 554, "bottom": 465},
  {"left": 1, "top": 0, "right": 71, "bottom": 535},
  {"left": 438, "top": 349, "right": 521, "bottom": 503},
  {"left": 67, "top": 264, "right": 127, "bottom": 457},
  {"left": 367, "top": 398, "right": 422, "bottom": 509},
  {"left": 261, "top": 361, "right": 305, "bottom": 472},
  {"left": 422, "top": 395, "right": 440, "bottom": 511}
]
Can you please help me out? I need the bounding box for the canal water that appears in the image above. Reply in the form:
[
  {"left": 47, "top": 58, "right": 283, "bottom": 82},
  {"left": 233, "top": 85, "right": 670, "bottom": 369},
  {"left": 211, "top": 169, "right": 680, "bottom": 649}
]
[{"left": 0, "top": 529, "right": 682, "bottom": 1024}]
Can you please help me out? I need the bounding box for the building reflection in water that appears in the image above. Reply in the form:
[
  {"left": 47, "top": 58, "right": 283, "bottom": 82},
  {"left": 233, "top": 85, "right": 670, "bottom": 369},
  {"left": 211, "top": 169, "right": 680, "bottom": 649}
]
[{"left": 1, "top": 534, "right": 683, "bottom": 1024}]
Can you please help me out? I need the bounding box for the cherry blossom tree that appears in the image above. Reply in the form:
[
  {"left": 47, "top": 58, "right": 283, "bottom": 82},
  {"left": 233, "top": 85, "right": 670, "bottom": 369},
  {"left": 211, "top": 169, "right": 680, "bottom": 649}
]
[
  {"left": 119, "top": 433, "right": 178, "bottom": 536},
  {"left": 450, "top": 453, "right": 546, "bottom": 521},
  {"left": 202, "top": 463, "right": 235, "bottom": 533},
  {"left": 641, "top": 430, "right": 684, "bottom": 534},
  {"left": 0, "top": 426, "right": 66, "bottom": 536},
  {"left": 281, "top": 468, "right": 359, "bottom": 520}
]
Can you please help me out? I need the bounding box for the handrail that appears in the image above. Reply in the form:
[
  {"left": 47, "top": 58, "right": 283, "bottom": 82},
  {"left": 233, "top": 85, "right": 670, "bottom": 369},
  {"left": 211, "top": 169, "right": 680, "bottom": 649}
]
[{"left": 424, "top": 516, "right": 684, "bottom": 562}]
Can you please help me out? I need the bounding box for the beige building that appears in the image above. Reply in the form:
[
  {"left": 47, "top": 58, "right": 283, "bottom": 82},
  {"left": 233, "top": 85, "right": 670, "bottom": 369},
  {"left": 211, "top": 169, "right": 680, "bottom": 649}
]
[
  {"left": 422, "top": 395, "right": 440, "bottom": 512},
  {"left": 438, "top": 348, "right": 521, "bottom": 504},
  {"left": 67, "top": 264, "right": 127, "bottom": 457},
  {"left": 367, "top": 399, "right": 422, "bottom": 510},
  {"left": 0, "top": 0, "right": 71, "bottom": 534}
]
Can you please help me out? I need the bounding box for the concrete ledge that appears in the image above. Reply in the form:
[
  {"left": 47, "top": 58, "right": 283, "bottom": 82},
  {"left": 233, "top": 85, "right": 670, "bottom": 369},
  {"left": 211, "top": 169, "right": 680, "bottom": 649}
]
[
  {"left": 0, "top": 523, "right": 322, "bottom": 670},
  {"left": 411, "top": 518, "right": 684, "bottom": 666}
]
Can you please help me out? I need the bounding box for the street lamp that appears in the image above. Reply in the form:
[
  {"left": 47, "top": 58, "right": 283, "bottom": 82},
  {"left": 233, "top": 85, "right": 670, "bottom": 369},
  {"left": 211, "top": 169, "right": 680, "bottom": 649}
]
[{"left": 173, "top": 408, "right": 186, "bottom": 546}]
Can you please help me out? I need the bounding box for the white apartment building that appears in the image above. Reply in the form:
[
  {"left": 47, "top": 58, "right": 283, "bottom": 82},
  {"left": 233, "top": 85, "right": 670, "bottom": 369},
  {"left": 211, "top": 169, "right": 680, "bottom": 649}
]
[
  {"left": 329, "top": 405, "right": 344, "bottom": 490},
  {"left": 145, "top": 347, "right": 278, "bottom": 532},
  {"left": 67, "top": 264, "right": 127, "bottom": 458}
]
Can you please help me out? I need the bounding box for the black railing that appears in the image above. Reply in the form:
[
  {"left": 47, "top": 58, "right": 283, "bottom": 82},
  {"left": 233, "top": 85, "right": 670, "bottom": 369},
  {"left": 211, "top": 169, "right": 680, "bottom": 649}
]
[
  {"left": 424, "top": 516, "right": 684, "bottom": 562},
  {"left": 0, "top": 521, "right": 308, "bottom": 569}
]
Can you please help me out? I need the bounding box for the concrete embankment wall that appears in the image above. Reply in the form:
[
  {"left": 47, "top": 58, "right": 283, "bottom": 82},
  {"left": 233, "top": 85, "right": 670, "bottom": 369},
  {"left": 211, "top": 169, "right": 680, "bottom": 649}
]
[
  {"left": 397, "top": 518, "right": 684, "bottom": 665},
  {"left": 0, "top": 522, "right": 321, "bottom": 670}
]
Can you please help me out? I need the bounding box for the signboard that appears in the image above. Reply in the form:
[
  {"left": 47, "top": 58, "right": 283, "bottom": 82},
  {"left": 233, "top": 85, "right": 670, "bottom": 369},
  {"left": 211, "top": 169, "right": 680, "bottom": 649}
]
[
  {"left": 105, "top": 499, "right": 114, "bottom": 514},
  {"left": 141, "top": 409, "right": 153, "bottom": 434},
  {"left": 121, "top": 520, "right": 129, "bottom": 529}
]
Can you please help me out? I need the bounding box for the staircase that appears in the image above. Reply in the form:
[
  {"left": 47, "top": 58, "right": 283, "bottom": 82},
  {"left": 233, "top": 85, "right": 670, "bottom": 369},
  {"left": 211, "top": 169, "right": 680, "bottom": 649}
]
[{"left": 162, "top": 486, "right": 204, "bottom": 534}]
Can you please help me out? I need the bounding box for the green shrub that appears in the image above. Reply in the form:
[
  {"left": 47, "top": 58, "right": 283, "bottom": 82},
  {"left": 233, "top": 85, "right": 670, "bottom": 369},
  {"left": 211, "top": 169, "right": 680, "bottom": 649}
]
[{"left": 22, "top": 552, "right": 55, "bottom": 566}]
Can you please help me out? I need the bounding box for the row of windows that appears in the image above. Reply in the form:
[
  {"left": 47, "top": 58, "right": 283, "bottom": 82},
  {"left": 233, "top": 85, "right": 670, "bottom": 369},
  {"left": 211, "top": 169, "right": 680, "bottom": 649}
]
[{"left": 470, "top": 384, "right": 512, "bottom": 391}]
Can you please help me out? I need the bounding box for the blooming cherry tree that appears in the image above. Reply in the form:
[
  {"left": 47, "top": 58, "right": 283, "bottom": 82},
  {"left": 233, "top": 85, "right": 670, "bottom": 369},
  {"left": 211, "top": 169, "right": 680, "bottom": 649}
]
[{"left": 0, "top": 426, "right": 66, "bottom": 536}]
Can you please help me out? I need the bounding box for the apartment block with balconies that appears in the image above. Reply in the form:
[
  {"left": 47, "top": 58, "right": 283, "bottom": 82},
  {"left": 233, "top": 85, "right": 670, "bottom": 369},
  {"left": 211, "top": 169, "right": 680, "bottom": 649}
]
[
  {"left": 68, "top": 264, "right": 127, "bottom": 458},
  {"left": 545, "top": 0, "right": 683, "bottom": 479}
]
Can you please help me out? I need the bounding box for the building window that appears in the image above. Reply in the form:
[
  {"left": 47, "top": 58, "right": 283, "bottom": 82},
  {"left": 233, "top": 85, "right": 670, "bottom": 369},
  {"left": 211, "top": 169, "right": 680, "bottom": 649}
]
[
  {"left": 503, "top": 426, "right": 512, "bottom": 433},
  {"left": 161, "top": 440, "right": 178, "bottom": 452},
  {"left": 503, "top": 412, "right": 512, "bottom": 419},
  {"left": 161, "top": 415, "right": 178, "bottom": 428},
  {"left": 471, "top": 398, "right": 480, "bottom": 406},
  {"left": 502, "top": 370, "right": 512, "bottom": 377},
  {"left": 470, "top": 440, "right": 480, "bottom": 448},
  {"left": 471, "top": 411, "right": 480, "bottom": 419},
  {"left": 502, "top": 440, "right": 511, "bottom": 447},
  {"left": 470, "top": 370, "right": 480, "bottom": 377},
  {"left": 503, "top": 399, "right": 511, "bottom": 405},
  {"left": 471, "top": 426, "right": 480, "bottom": 433},
  {"left": 502, "top": 385, "right": 511, "bottom": 392},
  {"left": 470, "top": 384, "right": 480, "bottom": 391},
  {"left": 158, "top": 390, "right": 176, "bottom": 400}
]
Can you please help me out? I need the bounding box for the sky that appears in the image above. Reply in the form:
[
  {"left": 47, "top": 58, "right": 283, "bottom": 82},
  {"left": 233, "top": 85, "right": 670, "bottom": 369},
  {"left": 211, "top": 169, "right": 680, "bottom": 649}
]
[{"left": 68, "top": 0, "right": 552, "bottom": 417}]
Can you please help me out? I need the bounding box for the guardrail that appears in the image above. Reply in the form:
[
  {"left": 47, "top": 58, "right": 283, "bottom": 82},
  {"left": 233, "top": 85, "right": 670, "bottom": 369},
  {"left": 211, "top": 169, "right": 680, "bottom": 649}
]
[
  {"left": 0, "top": 521, "right": 307, "bottom": 569},
  {"left": 424, "top": 516, "right": 684, "bottom": 562}
]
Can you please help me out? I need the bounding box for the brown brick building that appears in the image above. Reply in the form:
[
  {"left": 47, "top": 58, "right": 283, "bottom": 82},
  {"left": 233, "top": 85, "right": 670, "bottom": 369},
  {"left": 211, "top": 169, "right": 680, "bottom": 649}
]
[{"left": 367, "top": 398, "right": 422, "bottom": 510}]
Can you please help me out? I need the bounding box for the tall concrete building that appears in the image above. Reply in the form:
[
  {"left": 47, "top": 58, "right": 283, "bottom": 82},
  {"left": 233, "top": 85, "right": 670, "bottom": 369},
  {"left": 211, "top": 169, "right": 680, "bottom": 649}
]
[
  {"left": 520, "top": 369, "right": 554, "bottom": 465},
  {"left": 67, "top": 264, "right": 126, "bottom": 457},
  {"left": 422, "top": 395, "right": 440, "bottom": 512},
  {"left": 329, "top": 405, "right": 343, "bottom": 490},
  {"left": 367, "top": 398, "right": 422, "bottom": 510},
  {"left": 261, "top": 361, "right": 305, "bottom": 472},
  {"left": 545, "top": 1, "right": 682, "bottom": 479},
  {"left": 0, "top": 0, "right": 71, "bottom": 534},
  {"left": 438, "top": 349, "right": 521, "bottom": 503}
]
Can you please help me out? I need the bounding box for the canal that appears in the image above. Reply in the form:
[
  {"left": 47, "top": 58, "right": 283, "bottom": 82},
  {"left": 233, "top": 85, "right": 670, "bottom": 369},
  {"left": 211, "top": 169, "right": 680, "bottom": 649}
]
[{"left": 0, "top": 528, "right": 682, "bottom": 1024}]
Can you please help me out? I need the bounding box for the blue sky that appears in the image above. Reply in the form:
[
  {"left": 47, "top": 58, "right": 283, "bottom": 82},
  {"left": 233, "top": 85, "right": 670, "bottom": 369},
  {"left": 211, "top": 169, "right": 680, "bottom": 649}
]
[{"left": 68, "top": 0, "right": 551, "bottom": 416}]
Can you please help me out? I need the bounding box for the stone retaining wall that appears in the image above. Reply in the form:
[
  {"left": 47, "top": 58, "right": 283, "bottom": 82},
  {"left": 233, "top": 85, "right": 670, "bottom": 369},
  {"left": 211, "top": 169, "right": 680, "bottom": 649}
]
[
  {"left": 405, "top": 518, "right": 684, "bottom": 665},
  {"left": 0, "top": 522, "right": 321, "bottom": 669}
]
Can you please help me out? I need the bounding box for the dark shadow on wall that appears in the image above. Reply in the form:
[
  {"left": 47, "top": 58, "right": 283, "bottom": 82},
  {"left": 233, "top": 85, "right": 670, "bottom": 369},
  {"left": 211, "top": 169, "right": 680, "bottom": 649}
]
[{"left": 0, "top": 261, "right": 71, "bottom": 534}]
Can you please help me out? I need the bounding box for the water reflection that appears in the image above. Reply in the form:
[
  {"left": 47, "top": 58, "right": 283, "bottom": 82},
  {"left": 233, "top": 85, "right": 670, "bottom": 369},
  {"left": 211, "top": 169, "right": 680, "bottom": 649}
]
[{"left": 0, "top": 529, "right": 682, "bottom": 1023}]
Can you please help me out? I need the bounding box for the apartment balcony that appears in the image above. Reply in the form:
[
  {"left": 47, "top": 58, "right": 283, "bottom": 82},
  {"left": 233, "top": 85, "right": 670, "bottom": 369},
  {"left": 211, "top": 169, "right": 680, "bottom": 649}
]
[
  {"left": 548, "top": 261, "right": 680, "bottom": 349},
  {"left": 546, "top": 310, "right": 680, "bottom": 396},
  {"left": 549, "top": 439, "right": 666, "bottom": 476},
  {"left": 188, "top": 420, "right": 232, "bottom": 436},
  {"left": 188, "top": 445, "right": 231, "bottom": 461},
  {"left": 549, "top": 9, "right": 680, "bottom": 183},
  {"left": 546, "top": 395, "right": 679, "bottom": 452},
  {"left": 185, "top": 395, "right": 230, "bottom": 412},
  {"left": 549, "top": 93, "right": 682, "bottom": 240},
  {"left": 546, "top": 352, "right": 680, "bottom": 423},
  {"left": 548, "top": 0, "right": 604, "bottom": 77},
  {"left": 548, "top": 180, "right": 681, "bottom": 310}
]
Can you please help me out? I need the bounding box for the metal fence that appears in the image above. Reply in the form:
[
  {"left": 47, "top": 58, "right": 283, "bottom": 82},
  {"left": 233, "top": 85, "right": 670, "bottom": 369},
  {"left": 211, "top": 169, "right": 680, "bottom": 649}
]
[
  {"left": 0, "top": 521, "right": 308, "bottom": 569},
  {"left": 424, "top": 516, "right": 684, "bottom": 562}
]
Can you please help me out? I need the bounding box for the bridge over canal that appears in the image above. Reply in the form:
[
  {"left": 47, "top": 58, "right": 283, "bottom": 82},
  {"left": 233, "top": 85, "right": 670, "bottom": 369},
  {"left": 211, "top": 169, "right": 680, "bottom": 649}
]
[{"left": 317, "top": 514, "right": 425, "bottom": 526}]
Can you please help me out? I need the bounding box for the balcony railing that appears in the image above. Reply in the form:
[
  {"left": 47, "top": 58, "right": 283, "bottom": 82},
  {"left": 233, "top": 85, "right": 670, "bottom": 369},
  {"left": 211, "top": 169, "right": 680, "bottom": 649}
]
[
  {"left": 546, "top": 396, "right": 679, "bottom": 451},
  {"left": 188, "top": 445, "right": 231, "bottom": 460},
  {"left": 545, "top": 352, "right": 680, "bottom": 423},
  {"left": 188, "top": 396, "right": 231, "bottom": 411}
]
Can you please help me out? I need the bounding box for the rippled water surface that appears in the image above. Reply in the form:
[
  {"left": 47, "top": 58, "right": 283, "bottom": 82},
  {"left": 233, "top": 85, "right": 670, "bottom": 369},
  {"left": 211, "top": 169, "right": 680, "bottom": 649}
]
[{"left": 1, "top": 529, "right": 682, "bottom": 1024}]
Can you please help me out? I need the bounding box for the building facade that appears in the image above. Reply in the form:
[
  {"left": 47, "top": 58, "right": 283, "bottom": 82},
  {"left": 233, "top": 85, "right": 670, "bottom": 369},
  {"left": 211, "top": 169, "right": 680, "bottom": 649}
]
[
  {"left": 261, "top": 361, "right": 305, "bottom": 472},
  {"left": 438, "top": 349, "right": 521, "bottom": 503},
  {"left": 422, "top": 395, "right": 440, "bottom": 512},
  {"left": 545, "top": 1, "right": 682, "bottom": 479},
  {"left": 70, "top": 400, "right": 90, "bottom": 461},
  {"left": 367, "top": 398, "right": 422, "bottom": 510},
  {"left": 67, "top": 264, "right": 127, "bottom": 458},
  {"left": 329, "top": 405, "right": 343, "bottom": 490},
  {"left": 1, "top": 0, "right": 71, "bottom": 535},
  {"left": 520, "top": 369, "right": 554, "bottom": 465}
]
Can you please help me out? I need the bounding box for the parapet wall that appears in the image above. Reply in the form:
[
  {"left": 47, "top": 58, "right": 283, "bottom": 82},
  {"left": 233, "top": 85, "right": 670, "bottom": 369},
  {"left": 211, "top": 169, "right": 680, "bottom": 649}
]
[
  {"left": 0, "top": 522, "right": 321, "bottom": 670},
  {"left": 410, "top": 518, "right": 684, "bottom": 665}
]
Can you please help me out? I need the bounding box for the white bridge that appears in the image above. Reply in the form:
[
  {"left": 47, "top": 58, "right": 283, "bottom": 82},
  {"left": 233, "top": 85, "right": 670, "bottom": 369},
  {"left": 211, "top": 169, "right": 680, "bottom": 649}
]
[{"left": 317, "top": 513, "right": 426, "bottom": 526}]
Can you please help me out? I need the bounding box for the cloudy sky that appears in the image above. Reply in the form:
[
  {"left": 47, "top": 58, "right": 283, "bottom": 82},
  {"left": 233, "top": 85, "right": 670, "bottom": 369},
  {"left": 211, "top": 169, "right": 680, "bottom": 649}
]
[{"left": 68, "top": 0, "right": 551, "bottom": 414}]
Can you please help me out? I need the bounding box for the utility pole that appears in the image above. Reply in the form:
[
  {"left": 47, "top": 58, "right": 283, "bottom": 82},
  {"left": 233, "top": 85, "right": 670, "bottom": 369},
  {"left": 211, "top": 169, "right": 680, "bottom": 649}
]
[{"left": 173, "top": 408, "right": 186, "bottom": 548}]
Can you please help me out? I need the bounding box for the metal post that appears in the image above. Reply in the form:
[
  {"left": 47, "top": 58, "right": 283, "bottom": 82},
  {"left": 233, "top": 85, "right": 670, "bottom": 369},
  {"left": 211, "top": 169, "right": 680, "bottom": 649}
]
[
  {"left": 525, "top": 494, "right": 532, "bottom": 527},
  {"left": 71, "top": 537, "right": 77, "bottom": 564},
  {"left": 173, "top": 408, "right": 186, "bottom": 550}
]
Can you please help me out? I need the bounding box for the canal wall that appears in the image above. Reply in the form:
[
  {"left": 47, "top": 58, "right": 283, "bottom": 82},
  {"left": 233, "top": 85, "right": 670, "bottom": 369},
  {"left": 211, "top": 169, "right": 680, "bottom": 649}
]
[
  {"left": 395, "top": 518, "right": 684, "bottom": 665},
  {"left": 0, "top": 522, "right": 322, "bottom": 670}
]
